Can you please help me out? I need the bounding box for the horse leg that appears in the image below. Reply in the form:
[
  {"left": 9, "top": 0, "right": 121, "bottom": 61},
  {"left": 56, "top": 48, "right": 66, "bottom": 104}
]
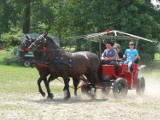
[
  {"left": 63, "top": 77, "right": 70, "bottom": 100},
  {"left": 45, "top": 75, "right": 56, "bottom": 99},
  {"left": 91, "top": 71, "right": 99, "bottom": 97},
  {"left": 86, "top": 71, "right": 97, "bottom": 97},
  {"left": 37, "top": 76, "right": 46, "bottom": 97},
  {"left": 73, "top": 78, "right": 80, "bottom": 96}
]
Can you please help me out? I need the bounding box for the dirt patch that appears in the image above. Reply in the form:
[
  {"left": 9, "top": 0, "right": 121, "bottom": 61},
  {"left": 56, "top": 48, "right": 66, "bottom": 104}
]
[{"left": 1, "top": 72, "right": 160, "bottom": 120}]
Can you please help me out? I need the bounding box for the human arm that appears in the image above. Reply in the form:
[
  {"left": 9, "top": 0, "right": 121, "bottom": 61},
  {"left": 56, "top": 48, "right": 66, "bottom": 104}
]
[
  {"left": 100, "top": 53, "right": 105, "bottom": 60},
  {"left": 103, "top": 56, "right": 117, "bottom": 61},
  {"left": 123, "top": 49, "right": 127, "bottom": 60},
  {"left": 134, "top": 49, "right": 140, "bottom": 61}
]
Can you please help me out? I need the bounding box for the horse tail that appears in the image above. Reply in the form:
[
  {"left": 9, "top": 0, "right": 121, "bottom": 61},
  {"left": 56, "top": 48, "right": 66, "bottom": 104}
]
[{"left": 97, "top": 61, "right": 103, "bottom": 81}]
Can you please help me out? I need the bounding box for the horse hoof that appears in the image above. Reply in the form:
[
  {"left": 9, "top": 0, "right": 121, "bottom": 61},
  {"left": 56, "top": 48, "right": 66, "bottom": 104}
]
[
  {"left": 47, "top": 93, "right": 54, "bottom": 99},
  {"left": 42, "top": 92, "right": 45, "bottom": 97},
  {"left": 50, "top": 93, "right": 54, "bottom": 98},
  {"left": 74, "top": 92, "right": 77, "bottom": 97},
  {"left": 68, "top": 94, "right": 71, "bottom": 98},
  {"left": 64, "top": 97, "right": 69, "bottom": 101}
]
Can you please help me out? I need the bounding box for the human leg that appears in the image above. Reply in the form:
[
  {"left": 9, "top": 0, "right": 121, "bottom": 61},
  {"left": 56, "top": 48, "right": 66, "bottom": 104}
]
[{"left": 128, "top": 61, "right": 133, "bottom": 72}]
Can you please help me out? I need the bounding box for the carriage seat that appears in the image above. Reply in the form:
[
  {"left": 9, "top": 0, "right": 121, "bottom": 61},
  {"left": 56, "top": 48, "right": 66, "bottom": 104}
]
[{"left": 121, "top": 63, "right": 138, "bottom": 73}]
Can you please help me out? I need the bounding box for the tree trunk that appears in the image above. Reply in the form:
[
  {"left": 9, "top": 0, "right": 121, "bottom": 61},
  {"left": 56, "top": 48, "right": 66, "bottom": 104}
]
[{"left": 22, "top": 1, "right": 30, "bottom": 34}]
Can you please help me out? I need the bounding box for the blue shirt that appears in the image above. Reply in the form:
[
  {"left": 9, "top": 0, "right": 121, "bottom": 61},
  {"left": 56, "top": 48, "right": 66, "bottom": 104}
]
[
  {"left": 125, "top": 49, "right": 139, "bottom": 62},
  {"left": 102, "top": 48, "right": 118, "bottom": 64}
]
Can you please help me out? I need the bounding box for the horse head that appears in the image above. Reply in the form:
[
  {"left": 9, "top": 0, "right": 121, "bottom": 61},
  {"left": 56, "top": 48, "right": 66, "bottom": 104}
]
[
  {"left": 28, "top": 33, "right": 60, "bottom": 51},
  {"left": 19, "top": 35, "right": 35, "bottom": 59},
  {"left": 28, "top": 33, "right": 48, "bottom": 51}
]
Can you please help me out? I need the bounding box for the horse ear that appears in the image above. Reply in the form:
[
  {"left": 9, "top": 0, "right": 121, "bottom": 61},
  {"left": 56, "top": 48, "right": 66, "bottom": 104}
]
[
  {"left": 31, "top": 38, "right": 35, "bottom": 42},
  {"left": 43, "top": 32, "right": 48, "bottom": 38},
  {"left": 25, "top": 34, "right": 29, "bottom": 40}
]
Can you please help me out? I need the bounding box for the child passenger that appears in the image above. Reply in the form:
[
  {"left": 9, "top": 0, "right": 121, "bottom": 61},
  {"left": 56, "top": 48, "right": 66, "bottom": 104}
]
[{"left": 123, "top": 42, "right": 140, "bottom": 72}]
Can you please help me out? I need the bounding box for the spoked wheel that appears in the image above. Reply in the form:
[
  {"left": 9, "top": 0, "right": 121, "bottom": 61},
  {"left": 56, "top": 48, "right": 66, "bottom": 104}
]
[
  {"left": 136, "top": 77, "right": 145, "bottom": 96},
  {"left": 81, "top": 83, "right": 96, "bottom": 98},
  {"left": 113, "top": 78, "right": 128, "bottom": 98}
]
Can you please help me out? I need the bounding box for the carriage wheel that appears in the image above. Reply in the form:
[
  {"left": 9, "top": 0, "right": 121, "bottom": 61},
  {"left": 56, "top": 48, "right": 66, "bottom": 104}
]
[
  {"left": 113, "top": 78, "right": 128, "bottom": 98},
  {"left": 81, "top": 83, "right": 96, "bottom": 97},
  {"left": 136, "top": 77, "right": 145, "bottom": 96},
  {"left": 24, "top": 60, "right": 31, "bottom": 67}
]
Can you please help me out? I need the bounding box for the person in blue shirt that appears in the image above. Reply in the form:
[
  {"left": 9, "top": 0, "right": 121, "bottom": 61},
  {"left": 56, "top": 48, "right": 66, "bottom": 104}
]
[
  {"left": 123, "top": 41, "right": 140, "bottom": 72},
  {"left": 101, "top": 41, "right": 118, "bottom": 65}
]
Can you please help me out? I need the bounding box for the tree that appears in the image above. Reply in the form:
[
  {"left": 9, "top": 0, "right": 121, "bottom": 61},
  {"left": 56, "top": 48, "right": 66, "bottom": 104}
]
[{"left": 22, "top": 0, "right": 31, "bottom": 33}]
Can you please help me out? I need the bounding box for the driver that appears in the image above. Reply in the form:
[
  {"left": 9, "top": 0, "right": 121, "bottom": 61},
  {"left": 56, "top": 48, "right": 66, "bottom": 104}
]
[{"left": 101, "top": 40, "right": 118, "bottom": 65}]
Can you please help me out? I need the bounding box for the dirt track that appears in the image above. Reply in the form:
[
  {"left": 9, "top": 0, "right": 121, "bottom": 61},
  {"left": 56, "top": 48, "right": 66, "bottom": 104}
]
[{"left": 1, "top": 74, "right": 160, "bottom": 120}]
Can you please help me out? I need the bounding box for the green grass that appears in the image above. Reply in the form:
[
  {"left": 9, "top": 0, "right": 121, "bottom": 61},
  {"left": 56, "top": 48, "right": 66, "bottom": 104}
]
[
  {"left": 0, "top": 50, "right": 65, "bottom": 94},
  {"left": 0, "top": 64, "right": 38, "bottom": 93},
  {"left": 0, "top": 63, "right": 66, "bottom": 94}
]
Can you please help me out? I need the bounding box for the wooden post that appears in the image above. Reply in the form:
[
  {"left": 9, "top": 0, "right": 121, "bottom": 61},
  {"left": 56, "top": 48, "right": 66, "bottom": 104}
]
[
  {"left": 98, "top": 36, "right": 102, "bottom": 57},
  {"left": 135, "top": 40, "right": 139, "bottom": 49}
]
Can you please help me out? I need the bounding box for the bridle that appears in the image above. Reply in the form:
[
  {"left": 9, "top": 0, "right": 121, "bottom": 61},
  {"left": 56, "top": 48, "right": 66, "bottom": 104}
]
[{"left": 28, "top": 34, "right": 47, "bottom": 50}]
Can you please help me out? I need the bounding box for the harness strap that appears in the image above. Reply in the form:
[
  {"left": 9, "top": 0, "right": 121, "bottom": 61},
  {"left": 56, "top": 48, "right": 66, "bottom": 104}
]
[
  {"left": 54, "top": 51, "right": 72, "bottom": 71},
  {"left": 37, "top": 63, "right": 49, "bottom": 68},
  {"left": 54, "top": 60, "right": 72, "bottom": 70}
]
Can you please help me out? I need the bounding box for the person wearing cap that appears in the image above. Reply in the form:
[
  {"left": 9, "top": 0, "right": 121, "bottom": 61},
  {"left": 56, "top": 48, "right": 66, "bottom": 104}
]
[
  {"left": 101, "top": 41, "right": 118, "bottom": 65},
  {"left": 123, "top": 41, "right": 140, "bottom": 72}
]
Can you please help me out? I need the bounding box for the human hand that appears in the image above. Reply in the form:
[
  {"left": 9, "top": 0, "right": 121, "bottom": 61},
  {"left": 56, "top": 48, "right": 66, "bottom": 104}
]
[
  {"left": 104, "top": 57, "right": 109, "bottom": 61},
  {"left": 100, "top": 57, "right": 104, "bottom": 60}
]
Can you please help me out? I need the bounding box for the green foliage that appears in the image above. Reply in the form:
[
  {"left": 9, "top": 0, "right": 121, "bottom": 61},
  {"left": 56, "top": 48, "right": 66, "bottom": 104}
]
[
  {"left": 1, "top": 27, "right": 22, "bottom": 47},
  {"left": 0, "top": 47, "right": 20, "bottom": 65},
  {"left": 138, "top": 41, "right": 158, "bottom": 62},
  {"left": 0, "top": 0, "right": 160, "bottom": 61}
]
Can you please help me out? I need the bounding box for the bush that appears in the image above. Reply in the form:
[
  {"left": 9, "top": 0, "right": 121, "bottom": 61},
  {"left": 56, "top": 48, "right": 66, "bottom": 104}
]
[
  {"left": 1, "top": 27, "right": 22, "bottom": 47},
  {"left": 0, "top": 47, "right": 20, "bottom": 65}
]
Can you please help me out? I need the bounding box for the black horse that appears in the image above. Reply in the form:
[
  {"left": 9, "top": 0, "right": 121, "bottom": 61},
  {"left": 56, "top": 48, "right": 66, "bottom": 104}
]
[
  {"left": 28, "top": 33, "right": 100, "bottom": 100},
  {"left": 19, "top": 35, "right": 53, "bottom": 97},
  {"left": 19, "top": 35, "right": 80, "bottom": 98}
]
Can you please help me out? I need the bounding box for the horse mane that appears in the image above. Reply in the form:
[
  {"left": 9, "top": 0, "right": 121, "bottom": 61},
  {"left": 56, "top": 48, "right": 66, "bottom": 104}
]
[{"left": 47, "top": 35, "right": 60, "bottom": 48}]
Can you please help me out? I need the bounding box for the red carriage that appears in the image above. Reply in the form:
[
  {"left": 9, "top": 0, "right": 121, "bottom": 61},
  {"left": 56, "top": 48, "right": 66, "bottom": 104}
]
[
  {"left": 81, "top": 63, "right": 146, "bottom": 98},
  {"left": 78, "top": 30, "right": 156, "bottom": 98}
]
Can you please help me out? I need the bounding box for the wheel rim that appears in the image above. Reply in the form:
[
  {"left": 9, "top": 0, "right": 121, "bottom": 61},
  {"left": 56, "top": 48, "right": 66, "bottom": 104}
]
[
  {"left": 117, "top": 83, "right": 125, "bottom": 95},
  {"left": 137, "top": 77, "right": 145, "bottom": 95},
  {"left": 24, "top": 61, "right": 30, "bottom": 66},
  {"left": 113, "top": 78, "right": 128, "bottom": 98}
]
